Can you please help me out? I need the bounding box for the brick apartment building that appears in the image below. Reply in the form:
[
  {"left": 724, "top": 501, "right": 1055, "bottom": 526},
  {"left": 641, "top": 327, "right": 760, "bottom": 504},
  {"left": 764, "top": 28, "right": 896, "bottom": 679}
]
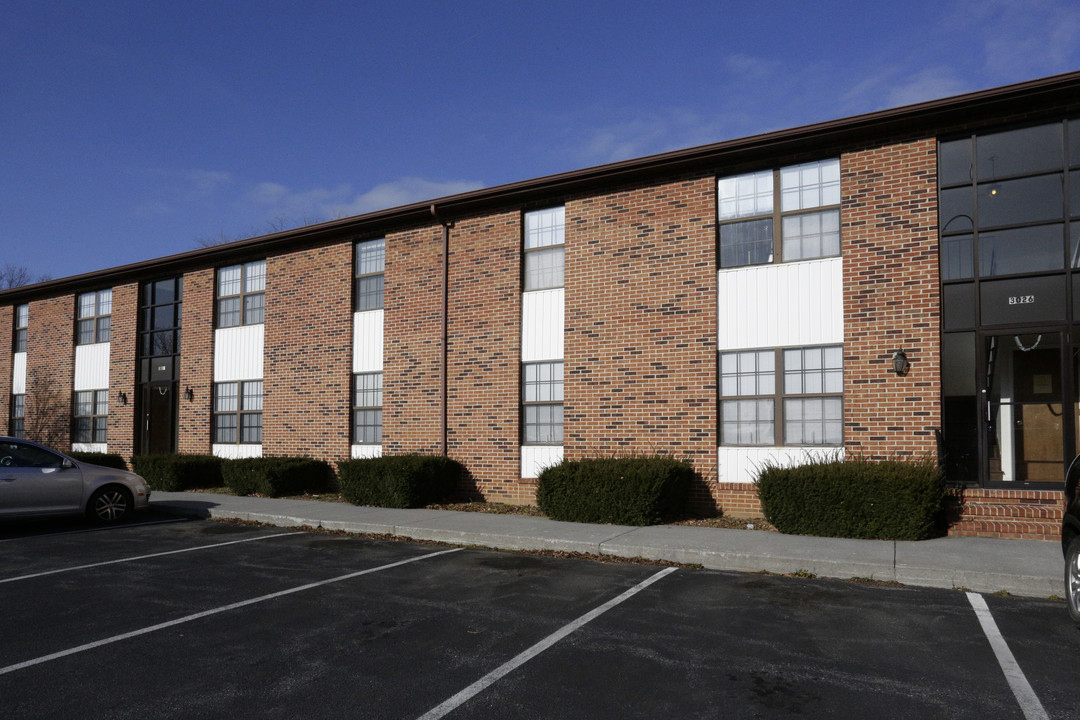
[{"left": 4, "top": 71, "right": 1080, "bottom": 538}]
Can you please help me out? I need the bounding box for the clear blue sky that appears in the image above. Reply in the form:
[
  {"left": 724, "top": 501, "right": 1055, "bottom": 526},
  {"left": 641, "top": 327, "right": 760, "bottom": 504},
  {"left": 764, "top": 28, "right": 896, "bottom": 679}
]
[{"left": 2, "top": 0, "right": 1079, "bottom": 281}]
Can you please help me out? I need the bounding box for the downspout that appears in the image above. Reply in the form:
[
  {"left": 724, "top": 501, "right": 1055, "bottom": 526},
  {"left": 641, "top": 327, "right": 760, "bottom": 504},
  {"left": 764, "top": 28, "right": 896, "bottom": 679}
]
[{"left": 431, "top": 205, "right": 452, "bottom": 457}]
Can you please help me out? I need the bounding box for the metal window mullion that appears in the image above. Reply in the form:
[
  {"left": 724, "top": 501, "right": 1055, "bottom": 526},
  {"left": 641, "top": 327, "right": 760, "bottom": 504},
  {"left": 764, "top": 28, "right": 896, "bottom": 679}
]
[{"left": 775, "top": 348, "right": 786, "bottom": 445}]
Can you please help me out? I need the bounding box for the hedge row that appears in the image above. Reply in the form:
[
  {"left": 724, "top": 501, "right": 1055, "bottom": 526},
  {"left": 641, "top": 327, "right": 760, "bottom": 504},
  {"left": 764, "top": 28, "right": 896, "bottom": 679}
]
[
  {"left": 536, "top": 456, "right": 693, "bottom": 526},
  {"left": 338, "top": 455, "right": 463, "bottom": 508},
  {"left": 755, "top": 456, "right": 947, "bottom": 541},
  {"left": 222, "top": 457, "right": 332, "bottom": 497},
  {"left": 131, "top": 454, "right": 225, "bottom": 492}
]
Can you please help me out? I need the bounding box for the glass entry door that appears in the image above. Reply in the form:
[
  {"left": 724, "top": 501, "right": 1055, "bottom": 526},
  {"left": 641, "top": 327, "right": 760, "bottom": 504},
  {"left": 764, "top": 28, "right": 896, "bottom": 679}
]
[{"left": 984, "top": 331, "right": 1068, "bottom": 484}]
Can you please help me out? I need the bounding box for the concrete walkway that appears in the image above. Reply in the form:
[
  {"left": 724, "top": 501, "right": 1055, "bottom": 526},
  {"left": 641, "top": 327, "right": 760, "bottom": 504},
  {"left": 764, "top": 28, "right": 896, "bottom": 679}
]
[{"left": 150, "top": 492, "right": 1066, "bottom": 599}]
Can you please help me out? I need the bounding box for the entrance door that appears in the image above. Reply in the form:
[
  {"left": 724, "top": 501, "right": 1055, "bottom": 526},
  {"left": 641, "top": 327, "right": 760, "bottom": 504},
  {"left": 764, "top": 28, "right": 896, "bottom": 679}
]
[
  {"left": 984, "top": 332, "right": 1068, "bottom": 484},
  {"left": 140, "top": 383, "right": 177, "bottom": 455}
]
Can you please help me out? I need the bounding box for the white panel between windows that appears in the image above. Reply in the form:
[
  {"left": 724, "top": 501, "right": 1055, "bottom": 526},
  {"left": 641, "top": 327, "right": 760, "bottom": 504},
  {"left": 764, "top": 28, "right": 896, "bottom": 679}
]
[
  {"left": 351, "top": 444, "right": 383, "bottom": 460},
  {"left": 214, "top": 325, "right": 265, "bottom": 382},
  {"left": 352, "top": 309, "right": 384, "bottom": 373},
  {"left": 74, "top": 343, "right": 111, "bottom": 391},
  {"left": 72, "top": 442, "right": 108, "bottom": 454},
  {"left": 213, "top": 443, "right": 263, "bottom": 459},
  {"left": 717, "top": 257, "right": 843, "bottom": 350},
  {"left": 521, "top": 445, "right": 563, "bottom": 479},
  {"left": 12, "top": 352, "right": 26, "bottom": 394},
  {"left": 716, "top": 445, "right": 844, "bottom": 483},
  {"left": 521, "top": 288, "right": 564, "bottom": 362}
]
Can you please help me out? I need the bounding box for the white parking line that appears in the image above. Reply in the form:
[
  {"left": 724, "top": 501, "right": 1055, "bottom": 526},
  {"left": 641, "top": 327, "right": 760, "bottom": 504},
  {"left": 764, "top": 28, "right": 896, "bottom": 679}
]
[
  {"left": 0, "top": 517, "right": 188, "bottom": 543},
  {"left": 0, "top": 547, "right": 463, "bottom": 677},
  {"left": 966, "top": 592, "right": 1049, "bottom": 720},
  {"left": 0, "top": 531, "right": 306, "bottom": 584},
  {"left": 417, "top": 566, "right": 678, "bottom": 720}
]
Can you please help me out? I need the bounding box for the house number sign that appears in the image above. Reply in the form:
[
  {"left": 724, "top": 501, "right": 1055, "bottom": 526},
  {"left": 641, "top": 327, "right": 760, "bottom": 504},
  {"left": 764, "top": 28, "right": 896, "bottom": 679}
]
[{"left": 1008, "top": 295, "right": 1035, "bottom": 305}]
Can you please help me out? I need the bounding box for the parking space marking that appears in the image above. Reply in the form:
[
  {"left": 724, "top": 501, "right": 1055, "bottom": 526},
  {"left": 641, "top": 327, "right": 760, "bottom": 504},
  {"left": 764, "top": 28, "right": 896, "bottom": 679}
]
[
  {"left": 0, "top": 546, "right": 463, "bottom": 677},
  {"left": 0, "top": 531, "right": 306, "bottom": 585},
  {"left": 417, "top": 566, "right": 678, "bottom": 720},
  {"left": 0, "top": 517, "right": 188, "bottom": 543},
  {"left": 966, "top": 592, "right": 1049, "bottom": 720}
]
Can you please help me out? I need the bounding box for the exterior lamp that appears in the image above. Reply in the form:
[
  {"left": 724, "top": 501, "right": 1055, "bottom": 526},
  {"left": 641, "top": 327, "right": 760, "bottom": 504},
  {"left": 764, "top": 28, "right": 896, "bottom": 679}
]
[
  {"left": 184, "top": 387, "right": 195, "bottom": 401},
  {"left": 118, "top": 392, "right": 128, "bottom": 405},
  {"left": 892, "top": 349, "right": 910, "bottom": 376}
]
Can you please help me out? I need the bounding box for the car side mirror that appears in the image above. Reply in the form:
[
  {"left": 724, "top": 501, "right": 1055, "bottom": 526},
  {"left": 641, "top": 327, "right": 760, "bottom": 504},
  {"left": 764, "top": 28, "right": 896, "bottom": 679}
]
[{"left": 61, "top": 459, "right": 75, "bottom": 470}]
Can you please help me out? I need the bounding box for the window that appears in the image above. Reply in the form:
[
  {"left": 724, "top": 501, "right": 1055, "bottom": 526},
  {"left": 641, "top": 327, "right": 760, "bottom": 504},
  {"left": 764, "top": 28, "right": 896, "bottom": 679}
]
[
  {"left": 10, "top": 394, "right": 25, "bottom": 439},
  {"left": 354, "top": 239, "right": 385, "bottom": 311},
  {"left": 76, "top": 289, "right": 112, "bottom": 345},
  {"left": 217, "top": 261, "right": 265, "bottom": 327},
  {"left": 213, "top": 381, "right": 263, "bottom": 444},
  {"left": 352, "top": 372, "right": 383, "bottom": 444},
  {"left": 522, "top": 361, "right": 563, "bottom": 444},
  {"left": 73, "top": 390, "right": 108, "bottom": 444},
  {"left": 524, "top": 207, "right": 565, "bottom": 291},
  {"left": 13, "top": 304, "right": 28, "bottom": 353},
  {"left": 719, "top": 345, "right": 843, "bottom": 446},
  {"left": 718, "top": 159, "right": 840, "bottom": 267}
]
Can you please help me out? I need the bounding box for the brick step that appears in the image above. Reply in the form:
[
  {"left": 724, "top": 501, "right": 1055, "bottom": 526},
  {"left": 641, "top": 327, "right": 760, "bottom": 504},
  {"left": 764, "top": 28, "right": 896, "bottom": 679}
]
[
  {"left": 952, "top": 502, "right": 1063, "bottom": 521},
  {"left": 947, "top": 517, "right": 1060, "bottom": 541}
]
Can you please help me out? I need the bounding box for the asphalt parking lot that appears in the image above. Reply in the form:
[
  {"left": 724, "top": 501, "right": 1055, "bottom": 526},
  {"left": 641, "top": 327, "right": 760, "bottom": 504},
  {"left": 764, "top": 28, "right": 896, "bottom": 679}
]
[{"left": 2, "top": 514, "right": 1077, "bottom": 719}]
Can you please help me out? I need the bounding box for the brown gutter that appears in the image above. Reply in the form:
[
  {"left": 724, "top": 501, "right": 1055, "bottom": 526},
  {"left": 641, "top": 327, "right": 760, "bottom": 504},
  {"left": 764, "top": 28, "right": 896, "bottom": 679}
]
[{"left": 430, "top": 204, "right": 452, "bottom": 457}]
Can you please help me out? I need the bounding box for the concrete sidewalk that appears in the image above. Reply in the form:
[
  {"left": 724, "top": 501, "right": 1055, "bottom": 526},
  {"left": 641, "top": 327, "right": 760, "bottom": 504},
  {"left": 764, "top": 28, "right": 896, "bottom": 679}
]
[{"left": 150, "top": 492, "right": 1066, "bottom": 599}]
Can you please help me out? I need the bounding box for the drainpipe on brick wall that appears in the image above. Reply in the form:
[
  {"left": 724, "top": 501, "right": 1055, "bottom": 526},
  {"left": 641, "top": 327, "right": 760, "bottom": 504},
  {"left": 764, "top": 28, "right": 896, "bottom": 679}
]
[{"left": 431, "top": 204, "right": 452, "bottom": 457}]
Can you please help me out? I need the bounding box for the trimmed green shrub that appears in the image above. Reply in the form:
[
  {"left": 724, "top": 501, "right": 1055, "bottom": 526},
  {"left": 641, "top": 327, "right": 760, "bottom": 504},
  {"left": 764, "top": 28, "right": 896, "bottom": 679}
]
[
  {"left": 755, "top": 456, "right": 947, "bottom": 540},
  {"left": 68, "top": 451, "right": 128, "bottom": 470},
  {"left": 131, "top": 454, "right": 225, "bottom": 492},
  {"left": 338, "top": 455, "right": 462, "bottom": 508},
  {"left": 222, "top": 456, "right": 332, "bottom": 497},
  {"left": 536, "top": 456, "right": 693, "bottom": 526}
]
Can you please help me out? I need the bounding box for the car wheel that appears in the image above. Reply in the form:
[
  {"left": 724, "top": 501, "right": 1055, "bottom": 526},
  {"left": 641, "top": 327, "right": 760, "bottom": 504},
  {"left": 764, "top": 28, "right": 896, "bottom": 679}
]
[
  {"left": 87, "top": 486, "right": 133, "bottom": 523},
  {"left": 1066, "top": 535, "right": 1080, "bottom": 628}
]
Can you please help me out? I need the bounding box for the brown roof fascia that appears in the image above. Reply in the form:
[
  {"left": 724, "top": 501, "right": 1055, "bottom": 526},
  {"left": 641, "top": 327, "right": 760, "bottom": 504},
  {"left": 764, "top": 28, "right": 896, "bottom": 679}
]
[{"left": 4, "top": 69, "right": 1080, "bottom": 303}]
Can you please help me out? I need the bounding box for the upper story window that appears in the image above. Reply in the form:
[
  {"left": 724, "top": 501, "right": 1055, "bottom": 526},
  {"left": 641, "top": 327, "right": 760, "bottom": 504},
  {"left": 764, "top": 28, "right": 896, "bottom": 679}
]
[
  {"left": 718, "top": 159, "right": 841, "bottom": 267},
  {"left": 76, "top": 289, "right": 112, "bottom": 345},
  {"left": 13, "top": 304, "right": 28, "bottom": 353},
  {"left": 217, "top": 261, "right": 265, "bottom": 328},
  {"left": 719, "top": 345, "right": 843, "bottom": 446},
  {"left": 354, "top": 239, "right": 386, "bottom": 311},
  {"left": 524, "top": 207, "right": 565, "bottom": 291},
  {"left": 939, "top": 120, "right": 1079, "bottom": 284}
]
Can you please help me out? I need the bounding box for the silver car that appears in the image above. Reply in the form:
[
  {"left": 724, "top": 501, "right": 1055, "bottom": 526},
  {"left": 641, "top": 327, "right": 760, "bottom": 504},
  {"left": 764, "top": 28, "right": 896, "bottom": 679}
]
[{"left": 0, "top": 437, "right": 150, "bottom": 522}]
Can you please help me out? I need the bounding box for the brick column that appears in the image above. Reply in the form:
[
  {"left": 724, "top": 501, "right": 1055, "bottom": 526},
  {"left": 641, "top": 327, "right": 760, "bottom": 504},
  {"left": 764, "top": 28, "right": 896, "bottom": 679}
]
[
  {"left": 0, "top": 305, "right": 11, "bottom": 434},
  {"left": 446, "top": 211, "right": 522, "bottom": 501},
  {"left": 179, "top": 269, "right": 215, "bottom": 455},
  {"left": 564, "top": 176, "right": 718, "bottom": 508},
  {"left": 841, "top": 138, "right": 941, "bottom": 458},
  {"left": 108, "top": 283, "right": 138, "bottom": 461},
  {"left": 26, "top": 296, "right": 74, "bottom": 450},
  {"left": 263, "top": 241, "right": 353, "bottom": 462}
]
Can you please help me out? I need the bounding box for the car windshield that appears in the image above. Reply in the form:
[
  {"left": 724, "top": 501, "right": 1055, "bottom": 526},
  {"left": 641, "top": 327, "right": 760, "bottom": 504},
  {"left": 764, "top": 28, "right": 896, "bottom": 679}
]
[{"left": 0, "top": 442, "right": 65, "bottom": 469}]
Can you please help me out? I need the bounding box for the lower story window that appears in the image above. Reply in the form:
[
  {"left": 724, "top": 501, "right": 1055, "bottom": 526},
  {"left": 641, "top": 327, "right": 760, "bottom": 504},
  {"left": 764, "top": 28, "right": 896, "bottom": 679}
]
[
  {"left": 352, "top": 372, "right": 383, "bottom": 444},
  {"left": 719, "top": 345, "right": 842, "bottom": 446},
  {"left": 214, "top": 381, "right": 263, "bottom": 444},
  {"left": 73, "top": 390, "right": 108, "bottom": 444},
  {"left": 523, "top": 361, "right": 563, "bottom": 444},
  {"left": 10, "top": 394, "right": 25, "bottom": 439}
]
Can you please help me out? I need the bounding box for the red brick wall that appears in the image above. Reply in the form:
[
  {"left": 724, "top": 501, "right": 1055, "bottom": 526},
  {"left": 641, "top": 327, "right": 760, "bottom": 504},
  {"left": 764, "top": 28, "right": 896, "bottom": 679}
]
[
  {"left": 0, "top": 304, "right": 11, "bottom": 434},
  {"left": 25, "top": 296, "right": 74, "bottom": 450},
  {"left": 108, "top": 283, "right": 138, "bottom": 461},
  {"left": 384, "top": 225, "right": 444, "bottom": 455},
  {"left": 446, "top": 211, "right": 523, "bottom": 501},
  {"left": 564, "top": 176, "right": 719, "bottom": 509},
  {"left": 179, "top": 269, "right": 215, "bottom": 454},
  {"left": 841, "top": 138, "right": 941, "bottom": 458},
  {"left": 263, "top": 241, "right": 353, "bottom": 461}
]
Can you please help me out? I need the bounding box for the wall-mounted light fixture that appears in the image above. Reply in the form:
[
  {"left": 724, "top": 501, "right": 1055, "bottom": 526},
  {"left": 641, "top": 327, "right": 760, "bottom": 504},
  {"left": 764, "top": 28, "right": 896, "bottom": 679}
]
[
  {"left": 119, "top": 392, "right": 128, "bottom": 405},
  {"left": 184, "top": 387, "right": 195, "bottom": 402},
  {"left": 892, "top": 349, "right": 910, "bottom": 376}
]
